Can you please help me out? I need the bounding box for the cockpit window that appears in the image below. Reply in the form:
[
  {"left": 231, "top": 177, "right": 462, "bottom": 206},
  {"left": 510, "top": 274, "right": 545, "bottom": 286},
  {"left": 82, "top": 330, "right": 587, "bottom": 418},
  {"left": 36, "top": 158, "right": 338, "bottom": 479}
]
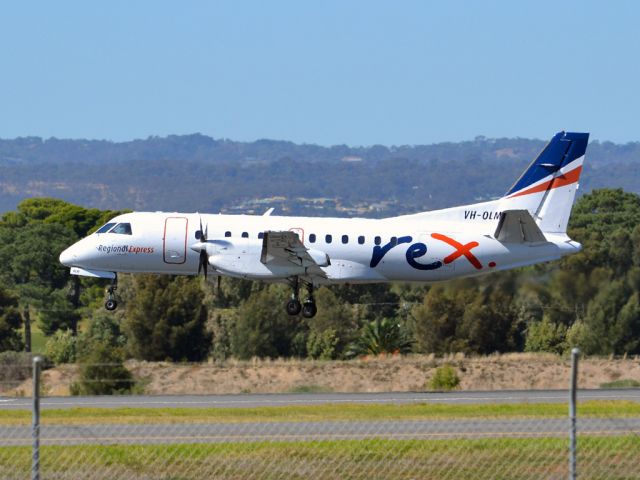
[
  {"left": 110, "top": 223, "right": 132, "bottom": 235},
  {"left": 96, "top": 222, "right": 116, "bottom": 234}
]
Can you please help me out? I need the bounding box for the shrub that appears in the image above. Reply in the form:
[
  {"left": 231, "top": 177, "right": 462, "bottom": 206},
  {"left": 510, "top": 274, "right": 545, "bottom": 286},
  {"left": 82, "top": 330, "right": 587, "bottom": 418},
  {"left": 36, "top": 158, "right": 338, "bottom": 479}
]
[
  {"left": 346, "top": 318, "right": 413, "bottom": 358},
  {"left": 524, "top": 317, "right": 568, "bottom": 354},
  {"left": 428, "top": 364, "right": 460, "bottom": 391},
  {"left": 307, "top": 329, "right": 339, "bottom": 360},
  {"left": 71, "top": 342, "right": 133, "bottom": 395},
  {"left": 44, "top": 329, "right": 77, "bottom": 364},
  {"left": 600, "top": 379, "right": 640, "bottom": 389},
  {"left": 0, "top": 351, "right": 32, "bottom": 386}
]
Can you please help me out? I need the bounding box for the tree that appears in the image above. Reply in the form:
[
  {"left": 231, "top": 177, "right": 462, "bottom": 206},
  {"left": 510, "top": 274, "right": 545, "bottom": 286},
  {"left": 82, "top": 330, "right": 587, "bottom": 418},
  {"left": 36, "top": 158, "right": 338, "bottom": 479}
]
[
  {"left": 412, "top": 284, "right": 468, "bottom": 354},
  {"left": 209, "top": 277, "right": 260, "bottom": 309},
  {"left": 456, "top": 286, "right": 523, "bottom": 354},
  {"left": 230, "top": 284, "right": 305, "bottom": 359},
  {"left": 0, "top": 286, "right": 22, "bottom": 352},
  {"left": 71, "top": 342, "right": 133, "bottom": 395},
  {"left": 610, "top": 293, "right": 640, "bottom": 354},
  {"left": 524, "top": 317, "right": 568, "bottom": 354},
  {"left": 0, "top": 198, "right": 123, "bottom": 343},
  {"left": 306, "top": 288, "right": 358, "bottom": 358},
  {"left": 579, "top": 279, "right": 632, "bottom": 354},
  {"left": 123, "top": 275, "right": 211, "bottom": 361},
  {"left": 77, "top": 310, "right": 128, "bottom": 357},
  {"left": 331, "top": 284, "right": 399, "bottom": 321}
]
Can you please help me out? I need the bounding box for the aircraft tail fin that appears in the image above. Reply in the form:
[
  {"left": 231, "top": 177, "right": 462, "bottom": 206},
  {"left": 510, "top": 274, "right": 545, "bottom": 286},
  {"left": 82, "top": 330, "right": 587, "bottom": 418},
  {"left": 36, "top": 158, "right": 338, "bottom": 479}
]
[{"left": 498, "top": 131, "right": 589, "bottom": 234}]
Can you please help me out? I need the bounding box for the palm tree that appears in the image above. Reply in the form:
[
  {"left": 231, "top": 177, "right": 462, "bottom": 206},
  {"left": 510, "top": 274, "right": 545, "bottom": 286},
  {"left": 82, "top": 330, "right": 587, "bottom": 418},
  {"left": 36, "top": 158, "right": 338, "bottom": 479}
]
[{"left": 346, "top": 318, "right": 413, "bottom": 358}]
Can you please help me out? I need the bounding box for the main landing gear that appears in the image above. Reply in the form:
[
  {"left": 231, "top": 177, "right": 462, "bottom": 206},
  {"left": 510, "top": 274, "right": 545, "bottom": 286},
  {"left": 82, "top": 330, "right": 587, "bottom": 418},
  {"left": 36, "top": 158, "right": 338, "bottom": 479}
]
[
  {"left": 105, "top": 275, "right": 118, "bottom": 311},
  {"left": 286, "top": 278, "right": 317, "bottom": 318}
]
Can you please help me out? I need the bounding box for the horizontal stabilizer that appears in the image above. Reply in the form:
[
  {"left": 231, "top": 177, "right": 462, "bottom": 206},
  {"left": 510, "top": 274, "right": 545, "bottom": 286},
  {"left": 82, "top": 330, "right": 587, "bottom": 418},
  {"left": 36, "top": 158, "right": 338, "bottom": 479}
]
[{"left": 494, "top": 210, "right": 547, "bottom": 243}]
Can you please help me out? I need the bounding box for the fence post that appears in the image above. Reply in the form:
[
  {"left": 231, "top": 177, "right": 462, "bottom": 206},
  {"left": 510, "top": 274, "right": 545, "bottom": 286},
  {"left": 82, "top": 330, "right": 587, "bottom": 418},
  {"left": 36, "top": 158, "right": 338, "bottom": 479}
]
[
  {"left": 569, "top": 348, "right": 579, "bottom": 480},
  {"left": 32, "top": 355, "right": 42, "bottom": 480}
]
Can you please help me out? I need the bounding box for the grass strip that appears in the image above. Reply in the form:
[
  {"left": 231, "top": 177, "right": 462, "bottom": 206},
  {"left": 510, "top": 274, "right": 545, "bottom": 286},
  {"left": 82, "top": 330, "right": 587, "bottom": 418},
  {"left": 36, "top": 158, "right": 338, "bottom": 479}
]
[
  {"left": 0, "top": 400, "right": 639, "bottom": 426},
  {"left": 1, "top": 436, "right": 638, "bottom": 480}
]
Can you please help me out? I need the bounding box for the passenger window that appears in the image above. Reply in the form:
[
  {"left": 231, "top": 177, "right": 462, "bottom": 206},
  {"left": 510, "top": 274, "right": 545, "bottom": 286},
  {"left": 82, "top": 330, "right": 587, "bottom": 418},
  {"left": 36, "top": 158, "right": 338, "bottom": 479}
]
[
  {"left": 258, "top": 232, "right": 264, "bottom": 239},
  {"left": 325, "top": 234, "right": 332, "bottom": 244},
  {"left": 358, "top": 235, "right": 365, "bottom": 245},
  {"left": 309, "top": 233, "right": 316, "bottom": 243},
  {"left": 225, "top": 231, "right": 231, "bottom": 238},
  {"left": 390, "top": 236, "right": 397, "bottom": 246},
  {"left": 241, "top": 232, "right": 249, "bottom": 238},
  {"left": 96, "top": 222, "right": 116, "bottom": 234},
  {"left": 374, "top": 236, "right": 381, "bottom": 245},
  {"left": 342, "top": 235, "right": 349, "bottom": 244},
  {"left": 195, "top": 230, "right": 202, "bottom": 240},
  {"left": 111, "top": 223, "right": 132, "bottom": 235}
]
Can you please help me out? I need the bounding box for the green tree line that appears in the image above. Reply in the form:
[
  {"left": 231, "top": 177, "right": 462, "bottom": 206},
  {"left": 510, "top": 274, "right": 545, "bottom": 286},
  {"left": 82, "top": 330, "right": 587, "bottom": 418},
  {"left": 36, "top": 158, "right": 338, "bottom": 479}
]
[{"left": 1, "top": 189, "right": 639, "bottom": 369}]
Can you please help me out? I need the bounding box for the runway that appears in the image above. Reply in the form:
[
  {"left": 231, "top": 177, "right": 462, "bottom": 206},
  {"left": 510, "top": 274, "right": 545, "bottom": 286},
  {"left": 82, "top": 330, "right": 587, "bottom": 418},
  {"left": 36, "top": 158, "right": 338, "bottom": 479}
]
[
  {"left": 3, "top": 417, "right": 640, "bottom": 446},
  {"left": 2, "top": 390, "right": 639, "bottom": 446},
  {"left": 2, "top": 388, "right": 640, "bottom": 410}
]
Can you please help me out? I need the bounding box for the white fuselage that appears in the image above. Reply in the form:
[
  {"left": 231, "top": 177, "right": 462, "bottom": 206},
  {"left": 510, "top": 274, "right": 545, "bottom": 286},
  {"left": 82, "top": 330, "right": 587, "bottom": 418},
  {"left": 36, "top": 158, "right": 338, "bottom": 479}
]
[{"left": 59, "top": 209, "right": 581, "bottom": 285}]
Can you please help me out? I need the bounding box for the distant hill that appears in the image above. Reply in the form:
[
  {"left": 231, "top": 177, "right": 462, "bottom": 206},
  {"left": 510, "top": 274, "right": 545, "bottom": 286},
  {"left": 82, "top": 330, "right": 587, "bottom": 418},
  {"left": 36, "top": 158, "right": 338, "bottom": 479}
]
[{"left": 1, "top": 134, "right": 639, "bottom": 216}]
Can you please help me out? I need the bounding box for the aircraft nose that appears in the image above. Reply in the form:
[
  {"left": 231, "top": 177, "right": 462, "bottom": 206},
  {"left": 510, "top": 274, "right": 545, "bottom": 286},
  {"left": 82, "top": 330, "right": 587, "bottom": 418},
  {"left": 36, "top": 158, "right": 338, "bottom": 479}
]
[{"left": 59, "top": 246, "right": 77, "bottom": 267}]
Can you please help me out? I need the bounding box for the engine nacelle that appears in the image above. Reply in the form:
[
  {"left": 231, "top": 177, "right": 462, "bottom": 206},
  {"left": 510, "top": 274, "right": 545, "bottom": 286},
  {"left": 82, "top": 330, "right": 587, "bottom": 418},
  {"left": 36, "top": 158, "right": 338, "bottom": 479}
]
[
  {"left": 208, "top": 252, "right": 303, "bottom": 279},
  {"left": 307, "top": 249, "right": 331, "bottom": 267}
]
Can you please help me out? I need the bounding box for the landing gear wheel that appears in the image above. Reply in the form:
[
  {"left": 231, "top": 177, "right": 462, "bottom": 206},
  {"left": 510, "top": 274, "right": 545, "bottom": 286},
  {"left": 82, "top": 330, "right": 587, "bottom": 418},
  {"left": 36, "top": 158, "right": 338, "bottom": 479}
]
[
  {"left": 301, "top": 301, "right": 317, "bottom": 318},
  {"left": 285, "top": 277, "right": 302, "bottom": 315},
  {"left": 104, "top": 274, "right": 118, "bottom": 311},
  {"left": 286, "top": 298, "right": 302, "bottom": 316}
]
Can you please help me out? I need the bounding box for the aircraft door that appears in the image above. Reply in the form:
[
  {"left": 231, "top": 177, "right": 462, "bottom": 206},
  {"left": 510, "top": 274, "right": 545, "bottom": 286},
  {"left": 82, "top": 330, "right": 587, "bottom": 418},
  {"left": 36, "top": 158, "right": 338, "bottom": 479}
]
[
  {"left": 289, "top": 227, "right": 304, "bottom": 243},
  {"left": 163, "top": 217, "right": 188, "bottom": 264}
]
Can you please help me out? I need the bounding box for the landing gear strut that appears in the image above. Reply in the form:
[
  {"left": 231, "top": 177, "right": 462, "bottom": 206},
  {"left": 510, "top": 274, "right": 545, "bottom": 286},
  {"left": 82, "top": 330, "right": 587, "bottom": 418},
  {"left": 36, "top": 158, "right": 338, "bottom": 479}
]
[
  {"left": 105, "top": 275, "right": 118, "bottom": 311},
  {"left": 285, "top": 278, "right": 302, "bottom": 315},
  {"left": 285, "top": 278, "right": 317, "bottom": 318},
  {"left": 301, "top": 282, "right": 317, "bottom": 319}
]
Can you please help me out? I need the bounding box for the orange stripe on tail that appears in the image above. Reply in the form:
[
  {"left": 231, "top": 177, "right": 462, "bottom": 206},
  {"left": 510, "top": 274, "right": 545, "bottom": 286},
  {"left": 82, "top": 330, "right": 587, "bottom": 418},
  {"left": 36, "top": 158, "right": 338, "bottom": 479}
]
[{"left": 508, "top": 165, "right": 582, "bottom": 198}]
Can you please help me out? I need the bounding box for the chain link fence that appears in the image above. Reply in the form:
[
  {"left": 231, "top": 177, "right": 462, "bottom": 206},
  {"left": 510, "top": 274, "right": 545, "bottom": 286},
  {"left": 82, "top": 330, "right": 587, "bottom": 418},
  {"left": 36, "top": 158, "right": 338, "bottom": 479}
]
[{"left": 1, "top": 353, "right": 639, "bottom": 480}]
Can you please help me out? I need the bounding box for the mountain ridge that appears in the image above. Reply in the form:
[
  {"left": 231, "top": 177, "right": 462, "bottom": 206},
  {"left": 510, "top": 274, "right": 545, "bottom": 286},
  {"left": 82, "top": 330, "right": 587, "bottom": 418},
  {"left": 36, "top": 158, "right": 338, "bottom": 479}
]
[{"left": 1, "top": 134, "right": 638, "bottom": 216}]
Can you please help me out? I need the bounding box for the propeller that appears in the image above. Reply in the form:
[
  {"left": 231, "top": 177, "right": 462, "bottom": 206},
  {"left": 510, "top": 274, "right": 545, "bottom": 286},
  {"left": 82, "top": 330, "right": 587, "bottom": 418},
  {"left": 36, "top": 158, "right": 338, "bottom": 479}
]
[
  {"left": 194, "top": 217, "right": 223, "bottom": 294},
  {"left": 197, "top": 217, "right": 209, "bottom": 280}
]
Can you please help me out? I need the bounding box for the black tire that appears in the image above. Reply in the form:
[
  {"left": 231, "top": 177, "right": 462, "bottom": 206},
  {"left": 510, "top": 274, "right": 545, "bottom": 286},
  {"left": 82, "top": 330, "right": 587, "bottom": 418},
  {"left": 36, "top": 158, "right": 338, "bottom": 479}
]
[
  {"left": 286, "top": 299, "right": 302, "bottom": 316},
  {"left": 105, "top": 299, "right": 118, "bottom": 311},
  {"left": 301, "top": 301, "right": 317, "bottom": 318}
]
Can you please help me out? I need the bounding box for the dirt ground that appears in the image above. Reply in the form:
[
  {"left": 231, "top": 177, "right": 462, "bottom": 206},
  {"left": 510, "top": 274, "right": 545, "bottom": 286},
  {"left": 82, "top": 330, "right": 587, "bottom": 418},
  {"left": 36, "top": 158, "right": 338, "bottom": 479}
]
[{"left": 8, "top": 353, "right": 640, "bottom": 397}]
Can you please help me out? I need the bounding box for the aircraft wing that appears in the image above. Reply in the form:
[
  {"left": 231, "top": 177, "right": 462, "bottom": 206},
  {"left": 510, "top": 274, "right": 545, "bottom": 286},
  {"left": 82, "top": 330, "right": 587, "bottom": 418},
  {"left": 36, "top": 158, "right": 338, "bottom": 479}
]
[
  {"left": 260, "top": 231, "right": 329, "bottom": 277},
  {"left": 494, "top": 210, "right": 547, "bottom": 243}
]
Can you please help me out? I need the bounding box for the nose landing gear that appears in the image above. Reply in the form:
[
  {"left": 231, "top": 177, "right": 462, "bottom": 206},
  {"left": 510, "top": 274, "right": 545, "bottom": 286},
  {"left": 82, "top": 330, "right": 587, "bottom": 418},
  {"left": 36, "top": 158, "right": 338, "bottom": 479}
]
[{"left": 105, "top": 275, "right": 118, "bottom": 311}]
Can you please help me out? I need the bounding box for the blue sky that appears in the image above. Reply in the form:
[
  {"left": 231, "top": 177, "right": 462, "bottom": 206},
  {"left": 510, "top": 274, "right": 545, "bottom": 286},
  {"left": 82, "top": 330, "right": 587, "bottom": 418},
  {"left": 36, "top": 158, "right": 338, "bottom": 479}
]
[{"left": 1, "top": 1, "right": 638, "bottom": 145}]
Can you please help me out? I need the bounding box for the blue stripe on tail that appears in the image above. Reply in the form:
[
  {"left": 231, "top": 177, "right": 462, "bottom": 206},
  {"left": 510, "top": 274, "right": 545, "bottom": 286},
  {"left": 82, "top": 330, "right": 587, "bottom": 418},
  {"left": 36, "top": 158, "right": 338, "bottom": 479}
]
[{"left": 505, "top": 131, "right": 589, "bottom": 196}]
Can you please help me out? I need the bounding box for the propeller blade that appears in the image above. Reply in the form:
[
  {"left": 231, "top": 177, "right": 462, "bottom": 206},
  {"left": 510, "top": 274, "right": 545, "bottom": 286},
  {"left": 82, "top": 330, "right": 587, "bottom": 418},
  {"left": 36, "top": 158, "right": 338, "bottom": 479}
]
[
  {"left": 199, "top": 249, "right": 208, "bottom": 280},
  {"left": 197, "top": 216, "right": 209, "bottom": 279}
]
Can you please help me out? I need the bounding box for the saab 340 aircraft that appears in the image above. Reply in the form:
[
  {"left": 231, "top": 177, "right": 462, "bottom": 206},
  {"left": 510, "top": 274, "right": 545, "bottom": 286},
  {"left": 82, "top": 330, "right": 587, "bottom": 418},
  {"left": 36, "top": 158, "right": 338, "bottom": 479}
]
[{"left": 59, "top": 131, "right": 589, "bottom": 318}]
